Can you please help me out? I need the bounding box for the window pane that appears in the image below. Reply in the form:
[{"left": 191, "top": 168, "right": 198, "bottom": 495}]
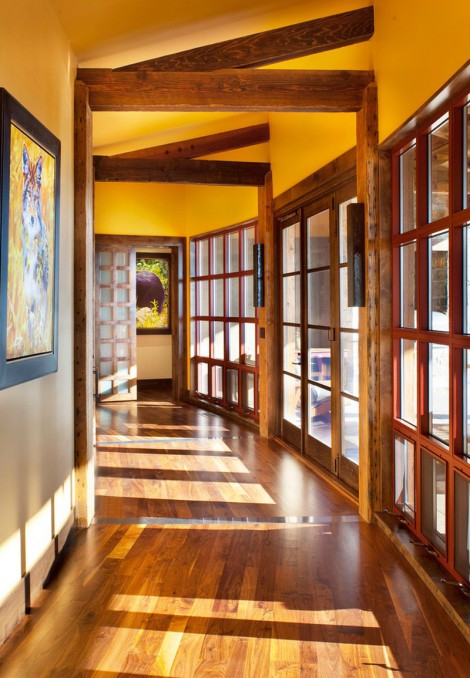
[
  {"left": 342, "top": 397, "right": 359, "bottom": 465},
  {"left": 308, "top": 270, "right": 330, "bottom": 326},
  {"left": 99, "top": 251, "right": 112, "bottom": 266},
  {"left": 283, "top": 374, "right": 301, "bottom": 427},
  {"left": 400, "top": 242, "right": 417, "bottom": 328},
  {"left": 197, "top": 240, "right": 209, "bottom": 276},
  {"left": 429, "top": 231, "right": 449, "bottom": 331},
  {"left": 307, "top": 209, "right": 329, "bottom": 269},
  {"left": 100, "top": 269, "right": 111, "bottom": 284},
  {"left": 340, "top": 268, "right": 359, "bottom": 329},
  {"left": 198, "top": 321, "right": 210, "bottom": 357},
  {"left": 339, "top": 197, "right": 357, "bottom": 264},
  {"left": 197, "top": 280, "right": 209, "bottom": 316},
  {"left": 400, "top": 144, "right": 417, "bottom": 232},
  {"left": 308, "top": 329, "right": 331, "bottom": 386},
  {"left": 190, "top": 321, "right": 196, "bottom": 358},
  {"left": 100, "top": 325, "right": 112, "bottom": 340},
  {"left": 400, "top": 339, "right": 417, "bottom": 426},
  {"left": 243, "top": 275, "right": 255, "bottom": 318},
  {"left": 341, "top": 332, "right": 359, "bottom": 397},
  {"left": 242, "top": 372, "right": 255, "bottom": 411},
  {"left": 284, "top": 325, "right": 301, "bottom": 376},
  {"left": 227, "top": 369, "right": 238, "bottom": 404},
  {"left": 213, "top": 322, "right": 224, "bottom": 360},
  {"left": 100, "top": 361, "right": 112, "bottom": 377},
  {"left": 116, "top": 307, "right": 129, "bottom": 321},
  {"left": 100, "top": 306, "right": 112, "bottom": 321},
  {"left": 100, "top": 288, "right": 112, "bottom": 304},
  {"left": 212, "top": 365, "right": 223, "bottom": 400},
  {"left": 116, "top": 269, "right": 128, "bottom": 284},
  {"left": 454, "top": 472, "right": 470, "bottom": 581},
  {"left": 116, "top": 288, "right": 129, "bottom": 303},
  {"left": 429, "top": 343, "right": 449, "bottom": 444},
  {"left": 464, "top": 349, "right": 470, "bottom": 459},
  {"left": 197, "top": 362, "right": 209, "bottom": 395},
  {"left": 212, "top": 279, "right": 224, "bottom": 317},
  {"left": 228, "top": 232, "right": 239, "bottom": 273},
  {"left": 466, "top": 104, "right": 470, "bottom": 210},
  {"left": 212, "top": 236, "right": 224, "bottom": 274},
  {"left": 190, "top": 281, "right": 196, "bottom": 317},
  {"left": 394, "top": 434, "right": 415, "bottom": 521},
  {"left": 429, "top": 115, "right": 449, "bottom": 222},
  {"left": 228, "top": 322, "right": 240, "bottom": 363},
  {"left": 190, "top": 240, "right": 196, "bottom": 277},
  {"left": 421, "top": 450, "right": 446, "bottom": 554},
  {"left": 464, "top": 225, "right": 470, "bottom": 333},
  {"left": 115, "top": 252, "right": 128, "bottom": 267},
  {"left": 228, "top": 277, "right": 239, "bottom": 317},
  {"left": 308, "top": 384, "right": 331, "bottom": 447},
  {"left": 283, "top": 275, "right": 300, "bottom": 324},
  {"left": 282, "top": 222, "right": 300, "bottom": 273},
  {"left": 243, "top": 323, "right": 256, "bottom": 366},
  {"left": 243, "top": 227, "right": 254, "bottom": 270}
]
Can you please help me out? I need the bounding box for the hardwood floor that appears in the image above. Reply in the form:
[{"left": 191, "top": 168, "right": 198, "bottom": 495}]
[{"left": 0, "top": 385, "right": 468, "bottom": 677}]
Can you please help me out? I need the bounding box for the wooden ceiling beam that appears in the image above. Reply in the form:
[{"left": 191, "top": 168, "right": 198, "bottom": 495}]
[
  {"left": 115, "top": 7, "right": 374, "bottom": 72},
  {"left": 93, "top": 156, "right": 271, "bottom": 186},
  {"left": 77, "top": 69, "right": 374, "bottom": 112},
  {"left": 111, "top": 123, "right": 270, "bottom": 160}
]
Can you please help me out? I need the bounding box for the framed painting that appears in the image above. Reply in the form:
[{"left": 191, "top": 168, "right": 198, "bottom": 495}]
[
  {"left": 0, "top": 89, "right": 60, "bottom": 389},
  {"left": 136, "top": 253, "right": 171, "bottom": 334}
]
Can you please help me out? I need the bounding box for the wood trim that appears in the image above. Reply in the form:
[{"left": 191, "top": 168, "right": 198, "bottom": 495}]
[
  {"left": 93, "top": 156, "right": 271, "bottom": 186},
  {"left": 112, "top": 123, "right": 270, "bottom": 160},
  {"left": 74, "top": 80, "right": 95, "bottom": 528},
  {"left": 76, "top": 69, "right": 375, "bottom": 113},
  {"left": 274, "top": 147, "right": 357, "bottom": 215}
]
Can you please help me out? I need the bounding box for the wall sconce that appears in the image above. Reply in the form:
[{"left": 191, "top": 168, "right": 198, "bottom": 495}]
[
  {"left": 253, "top": 243, "right": 265, "bottom": 307},
  {"left": 347, "top": 202, "right": 365, "bottom": 307}
]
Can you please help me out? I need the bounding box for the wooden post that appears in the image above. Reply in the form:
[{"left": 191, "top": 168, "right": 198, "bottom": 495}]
[
  {"left": 74, "top": 81, "right": 95, "bottom": 527},
  {"left": 258, "top": 171, "right": 276, "bottom": 438},
  {"left": 356, "top": 83, "right": 381, "bottom": 522}
]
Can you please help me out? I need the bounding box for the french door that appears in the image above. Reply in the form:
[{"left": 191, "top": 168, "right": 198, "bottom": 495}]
[{"left": 280, "top": 182, "right": 359, "bottom": 491}]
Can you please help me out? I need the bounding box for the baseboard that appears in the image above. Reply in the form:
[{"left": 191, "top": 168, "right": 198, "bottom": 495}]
[{"left": 0, "top": 509, "right": 75, "bottom": 646}]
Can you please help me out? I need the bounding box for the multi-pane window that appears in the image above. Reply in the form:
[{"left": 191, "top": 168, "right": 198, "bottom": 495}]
[
  {"left": 393, "top": 89, "right": 470, "bottom": 585},
  {"left": 190, "top": 221, "right": 259, "bottom": 419}
]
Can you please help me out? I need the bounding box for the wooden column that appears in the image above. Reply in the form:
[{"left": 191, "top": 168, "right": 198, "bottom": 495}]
[
  {"left": 356, "top": 83, "right": 381, "bottom": 521},
  {"left": 258, "top": 171, "right": 276, "bottom": 438},
  {"left": 74, "top": 81, "right": 95, "bottom": 527}
]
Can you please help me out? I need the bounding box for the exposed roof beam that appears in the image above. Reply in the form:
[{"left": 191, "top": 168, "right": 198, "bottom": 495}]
[
  {"left": 116, "top": 7, "right": 374, "bottom": 72},
  {"left": 77, "top": 69, "right": 374, "bottom": 112},
  {"left": 93, "top": 156, "right": 271, "bottom": 186},
  {"left": 111, "top": 123, "right": 270, "bottom": 160}
]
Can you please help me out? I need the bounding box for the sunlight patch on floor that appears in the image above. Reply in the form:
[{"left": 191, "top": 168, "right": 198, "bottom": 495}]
[{"left": 96, "top": 451, "right": 250, "bottom": 473}]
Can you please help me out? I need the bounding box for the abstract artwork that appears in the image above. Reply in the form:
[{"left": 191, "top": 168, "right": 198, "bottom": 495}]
[{"left": 0, "top": 89, "right": 60, "bottom": 389}]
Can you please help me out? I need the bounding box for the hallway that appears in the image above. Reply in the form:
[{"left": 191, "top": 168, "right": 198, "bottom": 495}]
[{"left": 0, "top": 387, "right": 468, "bottom": 677}]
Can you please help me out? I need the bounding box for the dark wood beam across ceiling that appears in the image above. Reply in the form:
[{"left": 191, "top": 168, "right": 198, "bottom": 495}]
[
  {"left": 93, "top": 156, "right": 271, "bottom": 186},
  {"left": 116, "top": 6, "right": 374, "bottom": 72},
  {"left": 77, "top": 69, "right": 374, "bottom": 112},
  {"left": 112, "top": 123, "right": 270, "bottom": 160}
]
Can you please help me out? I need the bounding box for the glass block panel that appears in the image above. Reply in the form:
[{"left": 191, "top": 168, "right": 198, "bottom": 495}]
[
  {"left": 99, "top": 251, "right": 112, "bottom": 266},
  {"left": 228, "top": 232, "right": 240, "bottom": 273},
  {"left": 116, "top": 324, "right": 129, "bottom": 340},
  {"left": 212, "top": 236, "right": 224, "bottom": 274},
  {"left": 116, "top": 306, "right": 129, "bottom": 321},
  {"left": 421, "top": 450, "right": 446, "bottom": 554},
  {"left": 116, "top": 269, "right": 128, "bottom": 284},
  {"left": 308, "top": 329, "right": 331, "bottom": 386},
  {"left": 211, "top": 279, "right": 224, "bottom": 317},
  {"left": 282, "top": 222, "right": 300, "bottom": 274},
  {"left": 115, "top": 252, "right": 129, "bottom": 267},
  {"left": 283, "top": 275, "right": 300, "bottom": 324},
  {"left": 243, "top": 323, "right": 256, "bottom": 366},
  {"left": 454, "top": 472, "right": 470, "bottom": 581},
  {"left": 400, "top": 339, "right": 417, "bottom": 426},
  {"left": 116, "top": 288, "right": 129, "bottom": 303},
  {"left": 429, "top": 343, "right": 449, "bottom": 444},
  {"left": 341, "top": 332, "right": 359, "bottom": 397},
  {"left": 100, "top": 306, "right": 112, "bottom": 321},
  {"left": 308, "top": 384, "right": 331, "bottom": 447},
  {"left": 198, "top": 321, "right": 210, "bottom": 357},
  {"left": 197, "top": 280, "right": 209, "bottom": 316},
  {"left": 342, "top": 397, "right": 359, "bottom": 465},
  {"left": 283, "top": 325, "right": 301, "bottom": 376},
  {"left": 339, "top": 197, "right": 357, "bottom": 264},
  {"left": 339, "top": 267, "right": 359, "bottom": 329},
  {"left": 229, "top": 322, "right": 240, "bottom": 363},
  {"left": 100, "top": 325, "right": 112, "bottom": 340},
  {"left": 212, "top": 365, "right": 223, "bottom": 400},
  {"left": 243, "top": 275, "right": 254, "bottom": 318},
  {"left": 100, "top": 288, "right": 112, "bottom": 304},
  {"left": 283, "top": 374, "right": 301, "bottom": 427},
  {"left": 197, "top": 240, "right": 209, "bottom": 276},
  {"left": 243, "top": 227, "right": 254, "bottom": 270},
  {"left": 429, "top": 115, "right": 449, "bottom": 222},
  {"left": 394, "top": 434, "right": 415, "bottom": 521},
  {"left": 117, "top": 361, "right": 129, "bottom": 377},
  {"left": 307, "top": 209, "right": 330, "bottom": 269},
  {"left": 100, "top": 269, "right": 112, "bottom": 284},
  {"left": 228, "top": 277, "right": 239, "bottom": 317},
  {"left": 100, "top": 344, "right": 112, "bottom": 359},
  {"left": 243, "top": 372, "right": 255, "bottom": 411},
  {"left": 213, "top": 322, "right": 224, "bottom": 360},
  {"left": 308, "top": 270, "right": 330, "bottom": 327},
  {"left": 117, "top": 380, "right": 129, "bottom": 394},
  {"left": 190, "top": 281, "right": 196, "bottom": 317},
  {"left": 400, "top": 144, "right": 417, "bottom": 233},
  {"left": 100, "top": 380, "right": 113, "bottom": 396},
  {"left": 400, "top": 241, "right": 417, "bottom": 328},
  {"left": 197, "top": 362, "right": 209, "bottom": 395},
  {"left": 117, "top": 343, "right": 128, "bottom": 359},
  {"left": 227, "top": 369, "right": 239, "bottom": 404},
  {"left": 466, "top": 104, "right": 470, "bottom": 209},
  {"left": 429, "top": 231, "right": 449, "bottom": 331},
  {"left": 100, "top": 361, "right": 112, "bottom": 377}
]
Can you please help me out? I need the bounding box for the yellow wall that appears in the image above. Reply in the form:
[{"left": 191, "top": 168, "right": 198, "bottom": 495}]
[{"left": 0, "top": 0, "right": 76, "bottom": 617}]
